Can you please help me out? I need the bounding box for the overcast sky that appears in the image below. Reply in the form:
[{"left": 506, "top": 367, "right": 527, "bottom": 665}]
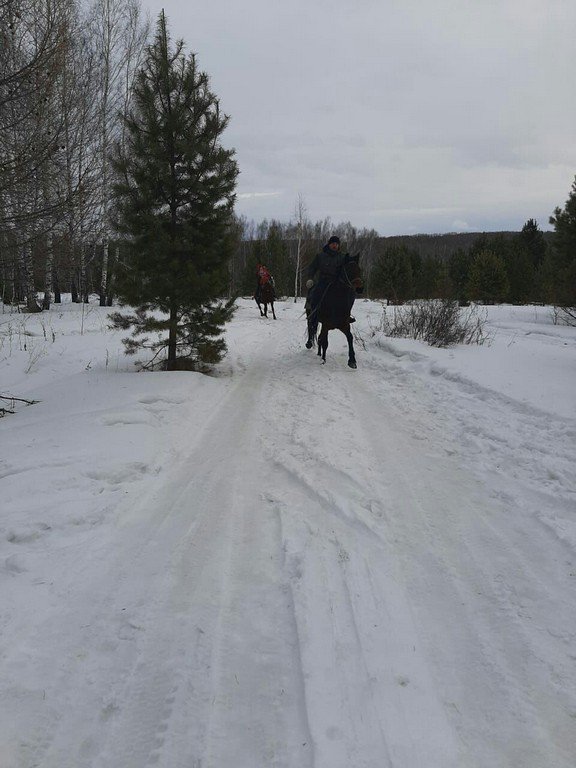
[{"left": 140, "top": 0, "right": 576, "bottom": 235}]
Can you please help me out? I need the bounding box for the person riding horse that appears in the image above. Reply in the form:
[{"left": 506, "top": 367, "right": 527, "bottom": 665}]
[
  {"left": 255, "top": 263, "right": 277, "bottom": 319},
  {"left": 305, "top": 236, "right": 355, "bottom": 348},
  {"left": 255, "top": 264, "right": 274, "bottom": 303}
]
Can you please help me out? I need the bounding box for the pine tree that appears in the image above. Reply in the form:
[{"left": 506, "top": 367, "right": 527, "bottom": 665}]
[
  {"left": 517, "top": 219, "right": 547, "bottom": 269},
  {"left": 505, "top": 241, "right": 534, "bottom": 304},
  {"left": 110, "top": 12, "right": 238, "bottom": 370},
  {"left": 448, "top": 249, "right": 472, "bottom": 305},
  {"left": 466, "top": 250, "right": 509, "bottom": 304},
  {"left": 371, "top": 245, "right": 413, "bottom": 303},
  {"left": 415, "top": 256, "right": 442, "bottom": 299},
  {"left": 549, "top": 176, "right": 576, "bottom": 309},
  {"left": 507, "top": 219, "right": 547, "bottom": 303}
]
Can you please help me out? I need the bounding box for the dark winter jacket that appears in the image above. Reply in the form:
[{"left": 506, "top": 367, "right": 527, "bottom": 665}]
[{"left": 307, "top": 245, "right": 348, "bottom": 282}]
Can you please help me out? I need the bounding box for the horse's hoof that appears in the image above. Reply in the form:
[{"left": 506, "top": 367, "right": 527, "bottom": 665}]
[
  {"left": 348, "top": 360, "right": 357, "bottom": 369},
  {"left": 305, "top": 340, "right": 313, "bottom": 349}
]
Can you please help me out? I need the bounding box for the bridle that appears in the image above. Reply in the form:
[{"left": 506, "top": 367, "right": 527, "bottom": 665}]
[{"left": 338, "top": 261, "right": 363, "bottom": 291}]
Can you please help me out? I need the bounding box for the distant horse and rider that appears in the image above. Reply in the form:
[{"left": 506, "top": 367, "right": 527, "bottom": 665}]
[
  {"left": 305, "top": 236, "right": 363, "bottom": 369},
  {"left": 254, "top": 264, "right": 276, "bottom": 319}
]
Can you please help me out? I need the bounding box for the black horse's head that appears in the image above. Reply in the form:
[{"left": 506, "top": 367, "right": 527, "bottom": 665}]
[{"left": 341, "top": 255, "right": 363, "bottom": 294}]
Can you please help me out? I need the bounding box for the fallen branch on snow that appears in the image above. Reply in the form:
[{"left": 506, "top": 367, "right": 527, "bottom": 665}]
[{"left": 0, "top": 394, "right": 40, "bottom": 417}]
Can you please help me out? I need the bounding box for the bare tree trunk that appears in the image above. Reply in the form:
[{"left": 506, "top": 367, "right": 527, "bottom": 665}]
[
  {"left": 53, "top": 263, "right": 61, "bottom": 303},
  {"left": 70, "top": 235, "right": 80, "bottom": 302},
  {"left": 79, "top": 241, "right": 88, "bottom": 302},
  {"left": 93, "top": 0, "right": 148, "bottom": 309},
  {"left": 293, "top": 194, "right": 307, "bottom": 302},
  {"left": 1, "top": 254, "right": 16, "bottom": 307},
  {"left": 42, "top": 231, "right": 53, "bottom": 309},
  {"left": 106, "top": 245, "right": 118, "bottom": 306},
  {"left": 99, "top": 237, "right": 108, "bottom": 305},
  {"left": 70, "top": 262, "right": 79, "bottom": 302},
  {"left": 167, "top": 304, "right": 178, "bottom": 369},
  {"left": 294, "top": 227, "right": 301, "bottom": 302},
  {"left": 20, "top": 240, "right": 41, "bottom": 312}
]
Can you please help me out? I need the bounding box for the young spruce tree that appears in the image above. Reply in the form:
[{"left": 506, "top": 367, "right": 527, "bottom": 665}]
[
  {"left": 110, "top": 12, "right": 238, "bottom": 370},
  {"left": 466, "top": 250, "right": 509, "bottom": 305}
]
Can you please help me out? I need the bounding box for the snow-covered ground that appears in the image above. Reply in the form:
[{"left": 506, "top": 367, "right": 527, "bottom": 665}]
[{"left": 1, "top": 297, "right": 575, "bottom": 768}]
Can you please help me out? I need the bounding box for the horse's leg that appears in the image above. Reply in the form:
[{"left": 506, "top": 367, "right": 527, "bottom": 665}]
[
  {"left": 271, "top": 301, "right": 276, "bottom": 320},
  {"left": 256, "top": 300, "right": 264, "bottom": 316},
  {"left": 343, "top": 326, "right": 357, "bottom": 369},
  {"left": 263, "top": 302, "right": 268, "bottom": 318},
  {"left": 306, "top": 313, "right": 315, "bottom": 348},
  {"left": 318, "top": 326, "right": 328, "bottom": 363}
]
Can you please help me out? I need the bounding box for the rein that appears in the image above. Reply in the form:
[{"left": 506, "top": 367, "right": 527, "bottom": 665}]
[{"left": 338, "top": 262, "right": 362, "bottom": 291}]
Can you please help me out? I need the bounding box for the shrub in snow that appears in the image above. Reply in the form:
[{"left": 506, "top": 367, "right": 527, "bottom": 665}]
[
  {"left": 552, "top": 305, "right": 576, "bottom": 327},
  {"left": 378, "top": 299, "right": 489, "bottom": 347}
]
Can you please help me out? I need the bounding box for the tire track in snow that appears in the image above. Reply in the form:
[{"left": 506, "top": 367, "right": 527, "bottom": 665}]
[
  {"left": 261, "top": 315, "right": 574, "bottom": 766},
  {"left": 271, "top": 456, "right": 385, "bottom": 546},
  {"left": 1, "top": 329, "right": 311, "bottom": 768},
  {"left": 343, "top": 362, "right": 576, "bottom": 767},
  {"left": 89, "top": 336, "right": 315, "bottom": 768},
  {"left": 276, "top": 496, "right": 395, "bottom": 768},
  {"left": 6, "top": 413, "right": 241, "bottom": 768},
  {"left": 200, "top": 492, "right": 315, "bottom": 768},
  {"left": 258, "top": 328, "right": 464, "bottom": 767}
]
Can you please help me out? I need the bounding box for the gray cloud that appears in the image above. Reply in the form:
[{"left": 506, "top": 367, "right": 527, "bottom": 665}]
[{"left": 142, "top": 0, "right": 576, "bottom": 234}]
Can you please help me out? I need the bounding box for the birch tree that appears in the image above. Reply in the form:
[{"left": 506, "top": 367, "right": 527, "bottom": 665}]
[
  {"left": 1, "top": 0, "right": 70, "bottom": 310},
  {"left": 53, "top": 13, "right": 101, "bottom": 303},
  {"left": 2, "top": 0, "right": 87, "bottom": 307},
  {"left": 89, "top": 0, "right": 148, "bottom": 307},
  {"left": 293, "top": 193, "right": 306, "bottom": 302}
]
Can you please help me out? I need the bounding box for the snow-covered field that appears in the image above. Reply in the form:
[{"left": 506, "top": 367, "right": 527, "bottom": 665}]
[{"left": 1, "top": 297, "right": 575, "bottom": 768}]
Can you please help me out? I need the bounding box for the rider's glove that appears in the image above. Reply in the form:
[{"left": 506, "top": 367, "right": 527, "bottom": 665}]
[{"left": 306, "top": 279, "right": 314, "bottom": 289}]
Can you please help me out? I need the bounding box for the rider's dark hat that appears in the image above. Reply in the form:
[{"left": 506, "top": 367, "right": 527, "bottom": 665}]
[{"left": 327, "top": 236, "right": 340, "bottom": 245}]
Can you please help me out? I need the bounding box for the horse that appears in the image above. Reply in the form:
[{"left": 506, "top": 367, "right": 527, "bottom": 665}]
[
  {"left": 306, "top": 257, "right": 363, "bottom": 369},
  {"left": 255, "top": 281, "right": 277, "bottom": 319}
]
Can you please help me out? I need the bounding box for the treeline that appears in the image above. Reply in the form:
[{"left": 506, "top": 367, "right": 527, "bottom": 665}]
[
  {"left": 230, "top": 193, "right": 576, "bottom": 311},
  {"left": 369, "top": 222, "right": 551, "bottom": 305},
  {"left": 0, "top": 0, "right": 148, "bottom": 310}
]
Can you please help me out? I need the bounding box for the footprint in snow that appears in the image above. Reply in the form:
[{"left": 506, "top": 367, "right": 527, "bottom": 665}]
[{"left": 4, "top": 554, "right": 28, "bottom": 574}]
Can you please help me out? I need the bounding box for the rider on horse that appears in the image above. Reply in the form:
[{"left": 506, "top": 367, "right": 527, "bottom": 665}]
[
  {"left": 255, "top": 264, "right": 274, "bottom": 304},
  {"left": 305, "top": 236, "right": 355, "bottom": 347}
]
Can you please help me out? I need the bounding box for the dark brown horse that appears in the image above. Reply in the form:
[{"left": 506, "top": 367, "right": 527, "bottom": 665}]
[
  {"left": 307, "top": 257, "right": 363, "bottom": 368},
  {"left": 255, "top": 282, "right": 276, "bottom": 319}
]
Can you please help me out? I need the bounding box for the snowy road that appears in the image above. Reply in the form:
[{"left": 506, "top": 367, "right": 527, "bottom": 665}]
[{"left": 1, "top": 300, "right": 575, "bottom": 767}]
